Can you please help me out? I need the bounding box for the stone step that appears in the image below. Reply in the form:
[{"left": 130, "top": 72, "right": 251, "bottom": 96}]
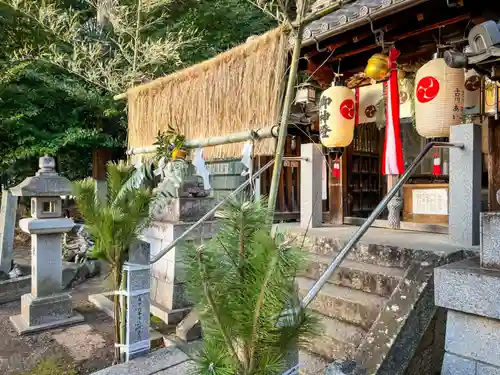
[
  {"left": 298, "top": 350, "right": 329, "bottom": 375},
  {"left": 304, "top": 254, "right": 405, "bottom": 297},
  {"left": 297, "top": 277, "right": 387, "bottom": 330},
  {"left": 306, "top": 313, "right": 365, "bottom": 361},
  {"left": 301, "top": 237, "right": 417, "bottom": 268}
]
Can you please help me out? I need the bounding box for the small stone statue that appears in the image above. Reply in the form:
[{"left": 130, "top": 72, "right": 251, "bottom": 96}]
[
  {"left": 62, "top": 225, "right": 94, "bottom": 263},
  {"left": 150, "top": 159, "right": 209, "bottom": 220},
  {"left": 154, "top": 159, "right": 208, "bottom": 200},
  {"left": 496, "top": 189, "right": 500, "bottom": 206}
]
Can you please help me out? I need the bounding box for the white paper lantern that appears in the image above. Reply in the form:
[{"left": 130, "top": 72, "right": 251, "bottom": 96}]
[
  {"left": 463, "top": 69, "right": 481, "bottom": 113},
  {"left": 414, "top": 58, "right": 464, "bottom": 138},
  {"left": 318, "top": 84, "right": 355, "bottom": 148}
]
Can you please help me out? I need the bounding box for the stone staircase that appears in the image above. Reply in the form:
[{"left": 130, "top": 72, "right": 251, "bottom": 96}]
[
  {"left": 283, "top": 226, "right": 476, "bottom": 375},
  {"left": 297, "top": 242, "right": 406, "bottom": 374}
]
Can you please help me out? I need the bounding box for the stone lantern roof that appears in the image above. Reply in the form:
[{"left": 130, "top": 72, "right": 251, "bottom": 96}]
[{"left": 10, "top": 156, "right": 72, "bottom": 197}]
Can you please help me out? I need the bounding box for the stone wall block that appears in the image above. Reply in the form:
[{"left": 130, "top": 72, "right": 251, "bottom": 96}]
[
  {"left": 442, "top": 353, "right": 476, "bottom": 375},
  {"left": 445, "top": 310, "right": 500, "bottom": 367},
  {"left": 480, "top": 212, "right": 500, "bottom": 270}
]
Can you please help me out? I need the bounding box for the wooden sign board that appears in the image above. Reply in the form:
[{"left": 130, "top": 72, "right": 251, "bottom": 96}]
[{"left": 403, "top": 184, "right": 449, "bottom": 225}]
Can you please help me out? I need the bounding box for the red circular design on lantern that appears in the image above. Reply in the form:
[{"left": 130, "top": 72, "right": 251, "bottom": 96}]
[
  {"left": 340, "top": 99, "right": 355, "bottom": 120},
  {"left": 416, "top": 76, "right": 440, "bottom": 103}
]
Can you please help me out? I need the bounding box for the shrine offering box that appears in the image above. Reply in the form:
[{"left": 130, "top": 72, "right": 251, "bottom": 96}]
[{"left": 403, "top": 184, "right": 449, "bottom": 225}]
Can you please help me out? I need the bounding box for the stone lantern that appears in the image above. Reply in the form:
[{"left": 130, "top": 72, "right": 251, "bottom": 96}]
[{"left": 9, "top": 156, "right": 84, "bottom": 334}]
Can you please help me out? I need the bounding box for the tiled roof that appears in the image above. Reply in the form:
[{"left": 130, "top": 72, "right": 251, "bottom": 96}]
[{"left": 301, "top": 0, "right": 429, "bottom": 46}]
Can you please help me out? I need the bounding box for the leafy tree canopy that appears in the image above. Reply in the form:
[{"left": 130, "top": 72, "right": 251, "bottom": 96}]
[
  {"left": 0, "top": 0, "right": 277, "bottom": 185},
  {"left": 0, "top": 60, "right": 125, "bottom": 186}
]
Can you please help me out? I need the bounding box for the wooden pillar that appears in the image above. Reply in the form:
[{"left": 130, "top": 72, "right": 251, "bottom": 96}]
[
  {"left": 328, "top": 150, "right": 347, "bottom": 225},
  {"left": 488, "top": 117, "right": 500, "bottom": 211},
  {"left": 92, "top": 148, "right": 113, "bottom": 203},
  {"left": 92, "top": 148, "right": 113, "bottom": 180}
]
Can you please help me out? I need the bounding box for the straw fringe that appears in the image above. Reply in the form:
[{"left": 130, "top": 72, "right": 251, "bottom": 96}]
[{"left": 127, "top": 27, "right": 289, "bottom": 160}]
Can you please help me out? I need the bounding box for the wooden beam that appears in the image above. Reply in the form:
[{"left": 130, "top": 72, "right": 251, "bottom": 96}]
[
  {"left": 328, "top": 14, "right": 470, "bottom": 61},
  {"left": 488, "top": 117, "right": 500, "bottom": 211},
  {"left": 305, "top": 25, "right": 395, "bottom": 59}
]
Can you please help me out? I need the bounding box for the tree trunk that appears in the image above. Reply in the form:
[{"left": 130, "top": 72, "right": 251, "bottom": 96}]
[{"left": 113, "top": 268, "right": 122, "bottom": 364}]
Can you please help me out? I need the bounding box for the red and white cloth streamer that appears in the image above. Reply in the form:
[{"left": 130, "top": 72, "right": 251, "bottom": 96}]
[
  {"left": 433, "top": 151, "right": 441, "bottom": 176},
  {"left": 382, "top": 48, "right": 405, "bottom": 176},
  {"left": 333, "top": 160, "right": 341, "bottom": 179}
]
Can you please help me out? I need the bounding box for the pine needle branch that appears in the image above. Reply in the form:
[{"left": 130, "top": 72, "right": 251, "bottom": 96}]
[
  {"left": 196, "top": 246, "right": 242, "bottom": 373},
  {"left": 216, "top": 236, "right": 240, "bottom": 276},
  {"left": 249, "top": 250, "right": 279, "bottom": 372}
]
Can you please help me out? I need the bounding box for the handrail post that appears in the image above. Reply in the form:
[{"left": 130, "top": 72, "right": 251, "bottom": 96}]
[
  {"left": 300, "top": 141, "right": 464, "bottom": 309},
  {"left": 300, "top": 144, "right": 324, "bottom": 229},
  {"left": 449, "top": 123, "right": 482, "bottom": 246}
]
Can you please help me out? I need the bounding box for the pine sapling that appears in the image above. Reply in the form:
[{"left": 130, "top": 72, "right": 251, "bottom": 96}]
[{"left": 183, "top": 198, "right": 318, "bottom": 375}]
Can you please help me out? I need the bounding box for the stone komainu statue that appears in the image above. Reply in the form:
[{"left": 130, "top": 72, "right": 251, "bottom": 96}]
[{"left": 151, "top": 159, "right": 209, "bottom": 219}]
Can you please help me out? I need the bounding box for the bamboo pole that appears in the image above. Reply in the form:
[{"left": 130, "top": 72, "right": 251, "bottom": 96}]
[
  {"left": 127, "top": 125, "right": 279, "bottom": 155},
  {"left": 266, "top": 0, "right": 309, "bottom": 218}
]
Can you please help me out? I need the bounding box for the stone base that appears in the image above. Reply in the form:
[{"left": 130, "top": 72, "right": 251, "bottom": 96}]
[
  {"left": 20, "top": 293, "right": 74, "bottom": 327},
  {"left": 150, "top": 302, "right": 190, "bottom": 325},
  {"left": 176, "top": 310, "right": 201, "bottom": 342},
  {"left": 88, "top": 293, "right": 114, "bottom": 317},
  {"left": 10, "top": 312, "right": 84, "bottom": 335},
  {"left": 0, "top": 275, "right": 31, "bottom": 304},
  {"left": 152, "top": 197, "right": 216, "bottom": 222},
  {"left": 435, "top": 257, "right": 500, "bottom": 320}
]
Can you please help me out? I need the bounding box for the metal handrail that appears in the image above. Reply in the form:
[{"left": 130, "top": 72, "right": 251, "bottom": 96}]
[
  {"left": 150, "top": 156, "right": 308, "bottom": 264},
  {"left": 300, "top": 141, "right": 464, "bottom": 308}
]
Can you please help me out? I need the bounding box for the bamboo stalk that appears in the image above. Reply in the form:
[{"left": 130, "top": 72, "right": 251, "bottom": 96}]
[
  {"left": 119, "top": 270, "right": 127, "bottom": 362},
  {"left": 127, "top": 126, "right": 279, "bottom": 155},
  {"left": 267, "top": 0, "right": 309, "bottom": 218}
]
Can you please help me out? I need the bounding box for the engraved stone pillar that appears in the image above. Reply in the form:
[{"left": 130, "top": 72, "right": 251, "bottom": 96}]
[
  {"left": 122, "top": 240, "right": 151, "bottom": 361},
  {"left": 449, "top": 124, "right": 482, "bottom": 246},
  {"left": 123, "top": 240, "right": 151, "bottom": 361},
  {"left": 9, "top": 156, "right": 84, "bottom": 334},
  {"left": 0, "top": 189, "right": 18, "bottom": 277}
]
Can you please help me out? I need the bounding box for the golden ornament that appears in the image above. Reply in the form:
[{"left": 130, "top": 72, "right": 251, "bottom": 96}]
[
  {"left": 172, "top": 148, "right": 188, "bottom": 160},
  {"left": 365, "top": 53, "right": 390, "bottom": 81}
]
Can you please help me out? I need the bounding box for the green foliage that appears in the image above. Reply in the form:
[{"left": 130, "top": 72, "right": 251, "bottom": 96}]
[
  {"left": 0, "top": 60, "right": 125, "bottom": 186},
  {"left": 20, "top": 358, "right": 78, "bottom": 375},
  {"left": 0, "top": 0, "right": 276, "bottom": 187},
  {"left": 165, "top": 0, "right": 277, "bottom": 69},
  {"left": 183, "top": 198, "right": 318, "bottom": 375},
  {"left": 73, "top": 160, "right": 155, "bottom": 363},
  {"left": 72, "top": 161, "right": 153, "bottom": 269},
  {"left": 154, "top": 125, "right": 186, "bottom": 161}
]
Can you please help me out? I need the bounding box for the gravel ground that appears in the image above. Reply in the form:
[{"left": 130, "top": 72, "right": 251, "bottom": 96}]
[{"left": 0, "top": 247, "right": 115, "bottom": 375}]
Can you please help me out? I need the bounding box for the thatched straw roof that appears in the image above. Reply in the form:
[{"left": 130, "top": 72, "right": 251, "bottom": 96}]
[{"left": 127, "top": 27, "right": 289, "bottom": 160}]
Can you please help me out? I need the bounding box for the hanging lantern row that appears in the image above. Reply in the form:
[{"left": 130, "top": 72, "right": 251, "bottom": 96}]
[{"left": 317, "top": 54, "right": 470, "bottom": 149}]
